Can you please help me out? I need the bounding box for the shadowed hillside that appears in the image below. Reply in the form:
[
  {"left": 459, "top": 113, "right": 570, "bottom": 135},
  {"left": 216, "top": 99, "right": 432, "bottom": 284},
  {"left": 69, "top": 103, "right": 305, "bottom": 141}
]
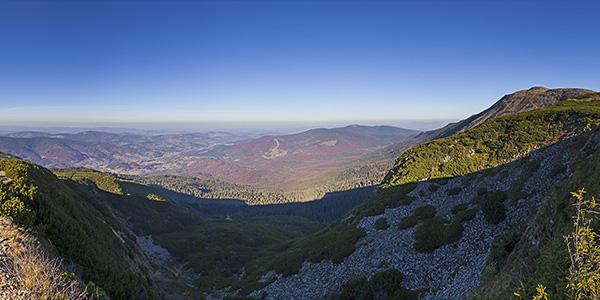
[{"left": 246, "top": 91, "right": 600, "bottom": 299}]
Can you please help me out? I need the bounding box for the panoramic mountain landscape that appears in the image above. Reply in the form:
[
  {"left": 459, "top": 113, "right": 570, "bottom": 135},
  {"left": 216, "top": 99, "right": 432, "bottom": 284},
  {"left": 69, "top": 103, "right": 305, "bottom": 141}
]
[
  {"left": 2, "top": 1, "right": 599, "bottom": 300},
  {"left": 0, "top": 125, "right": 418, "bottom": 204},
  {"left": 2, "top": 88, "right": 600, "bottom": 299}
]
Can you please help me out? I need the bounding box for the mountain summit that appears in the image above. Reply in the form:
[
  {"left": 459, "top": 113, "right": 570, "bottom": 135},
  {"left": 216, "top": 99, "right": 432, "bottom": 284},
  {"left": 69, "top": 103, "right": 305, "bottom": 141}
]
[
  {"left": 417, "top": 87, "right": 595, "bottom": 141},
  {"left": 462, "top": 86, "right": 595, "bottom": 131}
]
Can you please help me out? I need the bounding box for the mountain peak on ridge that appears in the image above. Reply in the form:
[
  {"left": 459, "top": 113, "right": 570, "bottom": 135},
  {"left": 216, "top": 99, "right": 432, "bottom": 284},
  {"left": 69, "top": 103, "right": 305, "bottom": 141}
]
[
  {"left": 415, "top": 87, "right": 596, "bottom": 141},
  {"left": 528, "top": 86, "right": 548, "bottom": 91},
  {"left": 470, "top": 87, "right": 596, "bottom": 130}
]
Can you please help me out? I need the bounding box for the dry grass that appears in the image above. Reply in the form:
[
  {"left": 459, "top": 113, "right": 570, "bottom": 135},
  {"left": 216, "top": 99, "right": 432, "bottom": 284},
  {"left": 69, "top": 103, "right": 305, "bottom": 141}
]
[{"left": 0, "top": 216, "right": 89, "bottom": 300}]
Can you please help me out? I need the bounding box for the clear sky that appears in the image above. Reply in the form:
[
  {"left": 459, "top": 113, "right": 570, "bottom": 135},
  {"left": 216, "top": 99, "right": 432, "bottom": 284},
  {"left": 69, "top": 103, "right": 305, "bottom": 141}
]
[{"left": 1, "top": 0, "right": 599, "bottom": 131}]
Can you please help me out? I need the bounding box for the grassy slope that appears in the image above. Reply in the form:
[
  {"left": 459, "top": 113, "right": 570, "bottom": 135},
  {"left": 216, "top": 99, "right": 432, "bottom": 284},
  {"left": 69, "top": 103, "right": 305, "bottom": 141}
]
[
  {"left": 0, "top": 159, "right": 162, "bottom": 299},
  {"left": 383, "top": 97, "right": 600, "bottom": 187}
]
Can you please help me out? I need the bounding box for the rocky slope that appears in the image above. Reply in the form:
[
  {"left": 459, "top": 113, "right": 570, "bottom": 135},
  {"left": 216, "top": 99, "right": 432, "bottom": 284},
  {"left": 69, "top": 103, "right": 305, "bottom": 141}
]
[
  {"left": 252, "top": 134, "right": 573, "bottom": 300},
  {"left": 248, "top": 91, "right": 600, "bottom": 299}
]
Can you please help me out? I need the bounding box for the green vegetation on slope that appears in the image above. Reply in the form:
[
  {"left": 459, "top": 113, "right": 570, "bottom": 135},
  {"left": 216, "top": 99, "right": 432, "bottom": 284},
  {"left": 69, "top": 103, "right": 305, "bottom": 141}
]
[
  {"left": 352, "top": 182, "right": 417, "bottom": 220},
  {"left": 56, "top": 167, "right": 124, "bottom": 194},
  {"left": 54, "top": 166, "right": 330, "bottom": 298},
  {"left": 383, "top": 98, "right": 600, "bottom": 187},
  {"left": 265, "top": 221, "right": 366, "bottom": 276},
  {"left": 468, "top": 110, "right": 600, "bottom": 299},
  {"left": 398, "top": 215, "right": 419, "bottom": 230},
  {"left": 328, "top": 269, "right": 420, "bottom": 300},
  {"left": 0, "top": 159, "right": 162, "bottom": 299},
  {"left": 155, "top": 220, "right": 291, "bottom": 292}
]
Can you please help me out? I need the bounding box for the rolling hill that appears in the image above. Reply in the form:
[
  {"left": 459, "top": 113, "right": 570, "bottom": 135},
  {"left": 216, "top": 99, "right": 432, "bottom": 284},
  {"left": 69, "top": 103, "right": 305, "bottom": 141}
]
[{"left": 0, "top": 125, "right": 419, "bottom": 203}]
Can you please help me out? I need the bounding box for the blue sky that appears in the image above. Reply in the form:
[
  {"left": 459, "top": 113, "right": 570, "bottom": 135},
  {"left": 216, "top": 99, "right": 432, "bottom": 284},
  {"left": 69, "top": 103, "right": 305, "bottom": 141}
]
[{"left": 1, "top": 0, "right": 599, "bottom": 131}]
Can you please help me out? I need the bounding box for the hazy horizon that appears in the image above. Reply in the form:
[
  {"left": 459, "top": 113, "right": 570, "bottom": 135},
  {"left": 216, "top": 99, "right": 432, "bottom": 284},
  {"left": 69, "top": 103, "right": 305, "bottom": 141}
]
[{"left": 0, "top": 118, "right": 454, "bottom": 136}]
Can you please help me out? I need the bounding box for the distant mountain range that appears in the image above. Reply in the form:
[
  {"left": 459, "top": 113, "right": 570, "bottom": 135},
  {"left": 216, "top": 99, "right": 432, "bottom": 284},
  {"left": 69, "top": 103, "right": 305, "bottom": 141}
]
[{"left": 0, "top": 125, "right": 419, "bottom": 202}]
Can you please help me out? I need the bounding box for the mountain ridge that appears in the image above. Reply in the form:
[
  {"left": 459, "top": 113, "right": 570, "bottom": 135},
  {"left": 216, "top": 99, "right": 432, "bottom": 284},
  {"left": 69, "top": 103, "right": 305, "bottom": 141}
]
[{"left": 414, "top": 87, "right": 594, "bottom": 141}]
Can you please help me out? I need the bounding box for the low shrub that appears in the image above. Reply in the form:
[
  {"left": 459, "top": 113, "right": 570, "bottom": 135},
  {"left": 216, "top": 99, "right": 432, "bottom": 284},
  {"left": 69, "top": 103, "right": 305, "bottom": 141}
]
[
  {"left": 398, "top": 215, "right": 419, "bottom": 230},
  {"left": 374, "top": 217, "right": 390, "bottom": 230},
  {"left": 455, "top": 209, "right": 477, "bottom": 223},
  {"left": 446, "top": 187, "right": 462, "bottom": 196},
  {"left": 451, "top": 203, "right": 468, "bottom": 214},
  {"left": 428, "top": 184, "right": 440, "bottom": 192},
  {"left": 415, "top": 205, "right": 436, "bottom": 220},
  {"left": 478, "top": 190, "right": 507, "bottom": 224},
  {"left": 414, "top": 217, "right": 463, "bottom": 253}
]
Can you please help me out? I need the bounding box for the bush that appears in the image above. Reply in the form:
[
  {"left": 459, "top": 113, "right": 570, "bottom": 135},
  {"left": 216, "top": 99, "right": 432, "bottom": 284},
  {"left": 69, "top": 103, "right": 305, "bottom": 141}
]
[
  {"left": 415, "top": 205, "right": 436, "bottom": 220},
  {"left": 371, "top": 269, "right": 419, "bottom": 300},
  {"left": 446, "top": 187, "right": 462, "bottom": 196},
  {"left": 398, "top": 215, "right": 419, "bottom": 230},
  {"left": 340, "top": 276, "right": 370, "bottom": 300},
  {"left": 414, "top": 217, "right": 463, "bottom": 253},
  {"left": 374, "top": 217, "right": 390, "bottom": 230},
  {"left": 338, "top": 270, "right": 419, "bottom": 300},
  {"left": 451, "top": 203, "right": 468, "bottom": 214},
  {"left": 413, "top": 203, "right": 477, "bottom": 253},
  {"left": 428, "top": 184, "right": 440, "bottom": 192},
  {"left": 455, "top": 209, "right": 477, "bottom": 223},
  {"left": 478, "top": 191, "right": 507, "bottom": 224}
]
